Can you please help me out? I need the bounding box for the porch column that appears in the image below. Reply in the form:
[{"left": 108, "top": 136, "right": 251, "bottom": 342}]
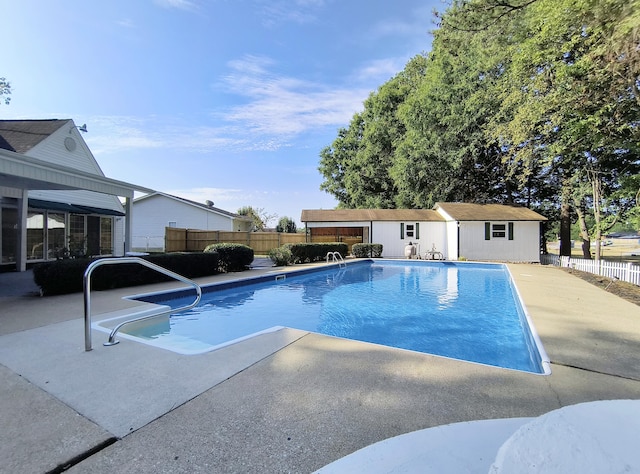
[
  {"left": 124, "top": 196, "right": 132, "bottom": 255},
  {"left": 16, "top": 189, "right": 28, "bottom": 271}
]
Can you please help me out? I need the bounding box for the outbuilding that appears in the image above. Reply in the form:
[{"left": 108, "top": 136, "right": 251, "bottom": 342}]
[
  {"left": 131, "top": 192, "right": 253, "bottom": 252},
  {"left": 301, "top": 203, "right": 547, "bottom": 262}
]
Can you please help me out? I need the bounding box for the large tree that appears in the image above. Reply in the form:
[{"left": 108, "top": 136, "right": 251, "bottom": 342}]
[
  {"left": 318, "top": 0, "right": 639, "bottom": 256},
  {"left": 0, "top": 77, "right": 11, "bottom": 105}
]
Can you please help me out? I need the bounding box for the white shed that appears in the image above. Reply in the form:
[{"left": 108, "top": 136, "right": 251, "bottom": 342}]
[
  {"left": 301, "top": 203, "right": 547, "bottom": 262},
  {"left": 434, "top": 203, "right": 547, "bottom": 262},
  {"left": 131, "top": 192, "right": 252, "bottom": 252},
  {"left": 300, "top": 209, "right": 446, "bottom": 258}
]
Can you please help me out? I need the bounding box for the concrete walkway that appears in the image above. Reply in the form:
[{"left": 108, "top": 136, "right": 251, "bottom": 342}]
[{"left": 1, "top": 262, "right": 639, "bottom": 473}]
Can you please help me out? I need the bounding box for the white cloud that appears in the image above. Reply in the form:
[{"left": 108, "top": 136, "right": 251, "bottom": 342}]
[
  {"left": 219, "top": 55, "right": 370, "bottom": 136},
  {"left": 85, "top": 116, "right": 247, "bottom": 155},
  {"left": 153, "top": 0, "right": 199, "bottom": 11},
  {"left": 165, "top": 187, "right": 248, "bottom": 206},
  {"left": 116, "top": 18, "right": 136, "bottom": 28},
  {"left": 256, "top": 0, "right": 329, "bottom": 26},
  {"left": 349, "top": 58, "right": 409, "bottom": 84},
  {"left": 370, "top": 6, "right": 436, "bottom": 40}
]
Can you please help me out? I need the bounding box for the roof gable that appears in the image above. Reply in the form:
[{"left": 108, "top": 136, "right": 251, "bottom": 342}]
[{"left": 0, "top": 119, "right": 68, "bottom": 154}]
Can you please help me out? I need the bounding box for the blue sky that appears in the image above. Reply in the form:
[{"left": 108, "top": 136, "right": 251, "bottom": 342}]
[{"left": 2, "top": 0, "right": 441, "bottom": 226}]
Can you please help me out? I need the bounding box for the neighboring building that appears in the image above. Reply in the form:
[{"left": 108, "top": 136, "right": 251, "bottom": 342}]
[
  {"left": 301, "top": 203, "right": 547, "bottom": 262},
  {"left": 0, "top": 119, "right": 153, "bottom": 271},
  {"left": 131, "top": 192, "right": 253, "bottom": 252}
]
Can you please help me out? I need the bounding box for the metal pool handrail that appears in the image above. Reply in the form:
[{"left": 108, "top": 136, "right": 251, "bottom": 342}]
[
  {"left": 326, "top": 251, "right": 346, "bottom": 268},
  {"left": 83, "top": 257, "right": 202, "bottom": 351}
]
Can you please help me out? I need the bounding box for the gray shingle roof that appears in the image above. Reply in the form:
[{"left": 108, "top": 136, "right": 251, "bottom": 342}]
[{"left": 0, "top": 119, "right": 68, "bottom": 154}]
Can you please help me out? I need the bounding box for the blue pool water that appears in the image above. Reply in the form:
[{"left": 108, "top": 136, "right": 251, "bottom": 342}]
[{"left": 125, "top": 260, "right": 548, "bottom": 373}]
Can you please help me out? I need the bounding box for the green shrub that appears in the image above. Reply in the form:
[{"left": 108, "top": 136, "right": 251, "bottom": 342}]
[
  {"left": 268, "top": 245, "right": 293, "bottom": 266},
  {"left": 352, "top": 243, "right": 383, "bottom": 258},
  {"left": 32, "top": 252, "right": 221, "bottom": 296},
  {"left": 288, "top": 242, "right": 349, "bottom": 263},
  {"left": 203, "top": 243, "right": 254, "bottom": 272}
]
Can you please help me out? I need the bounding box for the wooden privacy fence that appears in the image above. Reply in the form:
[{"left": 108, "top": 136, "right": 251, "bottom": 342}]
[
  {"left": 165, "top": 227, "right": 306, "bottom": 254},
  {"left": 541, "top": 254, "right": 640, "bottom": 286}
]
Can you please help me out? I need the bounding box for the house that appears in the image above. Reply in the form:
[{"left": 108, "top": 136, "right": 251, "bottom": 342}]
[
  {"left": 301, "top": 203, "right": 547, "bottom": 262},
  {"left": 0, "top": 119, "right": 153, "bottom": 271},
  {"left": 131, "top": 192, "right": 253, "bottom": 252}
]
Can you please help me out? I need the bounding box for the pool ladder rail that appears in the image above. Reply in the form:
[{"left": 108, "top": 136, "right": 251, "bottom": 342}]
[
  {"left": 326, "top": 251, "right": 346, "bottom": 268},
  {"left": 83, "top": 257, "right": 202, "bottom": 351}
]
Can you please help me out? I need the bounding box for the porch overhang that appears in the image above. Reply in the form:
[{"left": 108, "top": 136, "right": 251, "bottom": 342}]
[
  {"left": 1, "top": 149, "right": 154, "bottom": 271},
  {"left": 0, "top": 149, "right": 154, "bottom": 197}
]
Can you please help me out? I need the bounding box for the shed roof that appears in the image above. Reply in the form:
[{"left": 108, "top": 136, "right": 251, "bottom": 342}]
[
  {"left": 435, "top": 202, "right": 547, "bottom": 221},
  {"left": 301, "top": 208, "right": 444, "bottom": 222},
  {"left": 0, "top": 119, "right": 68, "bottom": 154}
]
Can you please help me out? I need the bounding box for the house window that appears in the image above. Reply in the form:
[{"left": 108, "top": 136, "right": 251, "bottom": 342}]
[
  {"left": 168, "top": 221, "right": 177, "bottom": 228},
  {"left": 415, "top": 222, "right": 420, "bottom": 240},
  {"left": 26, "top": 211, "right": 45, "bottom": 260},
  {"left": 100, "top": 217, "right": 113, "bottom": 254},
  {"left": 508, "top": 222, "right": 514, "bottom": 240},
  {"left": 47, "top": 213, "right": 66, "bottom": 259},
  {"left": 485, "top": 222, "right": 491, "bottom": 240},
  {"left": 69, "top": 214, "right": 86, "bottom": 257},
  {"left": 400, "top": 223, "right": 404, "bottom": 240}
]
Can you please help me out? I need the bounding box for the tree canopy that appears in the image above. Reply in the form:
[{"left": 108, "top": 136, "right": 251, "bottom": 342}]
[
  {"left": 237, "top": 206, "right": 276, "bottom": 232},
  {"left": 318, "top": 0, "right": 640, "bottom": 256},
  {"left": 0, "top": 77, "right": 11, "bottom": 105}
]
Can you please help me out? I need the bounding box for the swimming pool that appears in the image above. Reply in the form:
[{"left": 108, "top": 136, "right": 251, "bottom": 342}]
[{"left": 99, "top": 260, "right": 549, "bottom": 374}]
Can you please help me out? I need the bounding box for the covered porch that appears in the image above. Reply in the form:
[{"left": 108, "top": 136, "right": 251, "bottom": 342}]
[{"left": 0, "top": 149, "right": 153, "bottom": 271}]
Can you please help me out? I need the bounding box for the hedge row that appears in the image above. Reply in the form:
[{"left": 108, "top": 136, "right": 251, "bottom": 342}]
[
  {"left": 288, "top": 242, "right": 349, "bottom": 264},
  {"left": 203, "top": 243, "right": 254, "bottom": 272},
  {"left": 352, "top": 243, "right": 383, "bottom": 258},
  {"left": 33, "top": 252, "right": 221, "bottom": 296}
]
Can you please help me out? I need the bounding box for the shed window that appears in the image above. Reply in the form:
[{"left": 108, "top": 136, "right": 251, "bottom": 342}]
[
  {"left": 415, "top": 222, "right": 420, "bottom": 240},
  {"left": 492, "top": 224, "right": 506, "bottom": 238},
  {"left": 484, "top": 222, "right": 491, "bottom": 240},
  {"left": 400, "top": 223, "right": 405, "bottom": 240},
  {"left": 406, "top": 224, "right": 414, "bottom": 238},
  {"left": 508, "top": 222, "right": 514, "bottom": 240}
]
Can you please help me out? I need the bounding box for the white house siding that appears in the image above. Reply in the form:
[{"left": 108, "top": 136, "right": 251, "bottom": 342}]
[
  {"left": 131, "top": 195, "right": 236, "bottom": 251},
  {"left": 444, "top": 220, "right": 459, "bottom": 261},
  {"left": 458, "top": 221, "right": 541, "bottom": 262},
  {"left": 371, "top": 221, "right": 447, "bottom": 258},
  {"left": 26, "top": 124, "right": 105, "bottom": 175}
]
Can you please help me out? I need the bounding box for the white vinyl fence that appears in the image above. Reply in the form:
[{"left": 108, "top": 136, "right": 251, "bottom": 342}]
[{"left": 541, "top": 254, "right": 640, "bottom": 286}]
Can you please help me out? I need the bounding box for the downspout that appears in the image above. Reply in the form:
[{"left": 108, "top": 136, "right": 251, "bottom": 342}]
[{"left": 456, "top": 221, "right": 460, "bottom": 261}]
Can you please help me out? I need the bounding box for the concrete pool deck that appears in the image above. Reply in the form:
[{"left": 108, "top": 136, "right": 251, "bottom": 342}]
[{"left": 1, "top": 261, "right": 639, "bottom": 473}]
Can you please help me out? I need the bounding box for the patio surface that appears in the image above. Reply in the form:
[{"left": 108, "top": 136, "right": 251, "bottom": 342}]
[{"left": 1, "top": 260, "right": 639, "bottom": 473}]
